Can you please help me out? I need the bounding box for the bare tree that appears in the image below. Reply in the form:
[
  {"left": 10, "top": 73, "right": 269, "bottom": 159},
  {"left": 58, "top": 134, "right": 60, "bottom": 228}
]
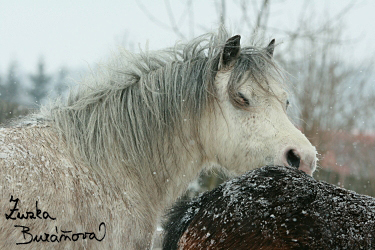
[
  {"left": 2, "top": 62, "right": 21, "bottom": 102},
  {"left": 136, "top": 0, "right": 189, "bottom": 40},
  {"left": 29, "top": 58, "right": 52, "bottom": 106},
  {"left": 272, "top": 12, "right": 375, "bottom": 148}
]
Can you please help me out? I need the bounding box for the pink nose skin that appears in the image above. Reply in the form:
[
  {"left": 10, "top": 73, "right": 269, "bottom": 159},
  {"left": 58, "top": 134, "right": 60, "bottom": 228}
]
[{"left": 282, "top": 148, "right": 316, "bottom": 176}]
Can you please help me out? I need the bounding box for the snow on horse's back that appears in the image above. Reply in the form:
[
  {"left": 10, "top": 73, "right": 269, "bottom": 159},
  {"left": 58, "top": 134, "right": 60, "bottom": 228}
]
[
  {"left": 163, "top": 166, "right": 375, "bottom": 249},
  {"left": 0, "top": 28, "right": 316, "bottom": 249}
]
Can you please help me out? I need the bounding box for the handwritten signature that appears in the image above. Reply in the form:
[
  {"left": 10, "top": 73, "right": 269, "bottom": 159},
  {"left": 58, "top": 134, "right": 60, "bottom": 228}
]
[
  {"left": 14, "top": 223, "right": 106, "bottom": 245},
  {"left": 5, "top": 196, "right": 106, "bottom": 245},
  {"left": 5, "top": 195, "right": 56, "bottom": 220}
]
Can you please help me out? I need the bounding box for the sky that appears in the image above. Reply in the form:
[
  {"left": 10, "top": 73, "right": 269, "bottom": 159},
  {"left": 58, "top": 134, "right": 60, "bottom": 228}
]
[{"left": 0, "top": 0, "right": 374, "bottom": 75}]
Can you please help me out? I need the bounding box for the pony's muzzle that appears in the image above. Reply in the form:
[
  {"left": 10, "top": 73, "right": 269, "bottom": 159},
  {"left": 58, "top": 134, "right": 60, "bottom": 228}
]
[{"left": 282, "top": 148, "right": 316, "bottom": 176}]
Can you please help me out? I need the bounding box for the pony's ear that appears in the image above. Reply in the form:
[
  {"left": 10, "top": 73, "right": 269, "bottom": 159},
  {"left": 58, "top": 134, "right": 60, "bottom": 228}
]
[
  {"left": 266, "top": 39, "right": 275, "bottom": 57},
  {"left": 219, "top": 35, "right": 241, "bottom": 70}
]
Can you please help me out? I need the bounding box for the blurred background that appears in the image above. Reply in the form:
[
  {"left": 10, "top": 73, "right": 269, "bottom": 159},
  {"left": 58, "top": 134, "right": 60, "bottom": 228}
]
[{"left": 1, "top": 0, "right": 374, "bottom": 197}]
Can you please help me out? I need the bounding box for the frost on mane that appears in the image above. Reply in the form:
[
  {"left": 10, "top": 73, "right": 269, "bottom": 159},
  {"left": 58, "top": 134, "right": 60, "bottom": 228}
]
[{"left": 163, "top": 165, "right": 375, "bottom": 250}]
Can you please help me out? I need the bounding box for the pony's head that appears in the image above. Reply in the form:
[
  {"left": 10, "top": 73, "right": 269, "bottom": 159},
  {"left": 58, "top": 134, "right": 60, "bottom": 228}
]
[
  {"left": 201, "top": 34, "right": 316, "bottom": 176},
  {"left": 47, "top": 29, "right": 316, "bottom": 180}
]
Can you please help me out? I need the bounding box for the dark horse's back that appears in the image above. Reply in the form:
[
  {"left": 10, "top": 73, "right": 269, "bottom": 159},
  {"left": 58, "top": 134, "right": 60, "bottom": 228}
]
[{"left": 162, "top": 166, "right": 375, "bottom": 250}]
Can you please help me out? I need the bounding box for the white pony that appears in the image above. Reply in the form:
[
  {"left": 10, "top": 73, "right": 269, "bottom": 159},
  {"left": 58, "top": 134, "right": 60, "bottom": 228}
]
[{"left": 0, "top": 29, "right": 316, "bottom": 249}]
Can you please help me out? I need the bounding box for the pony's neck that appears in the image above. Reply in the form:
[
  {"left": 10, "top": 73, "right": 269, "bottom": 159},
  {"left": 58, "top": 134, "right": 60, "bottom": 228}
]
[
  {"left": 104, "top": 138, "right": 205, "bottom": 212},
  {"left": 163, "top": 156, "right": 204, "bottom": 207}
]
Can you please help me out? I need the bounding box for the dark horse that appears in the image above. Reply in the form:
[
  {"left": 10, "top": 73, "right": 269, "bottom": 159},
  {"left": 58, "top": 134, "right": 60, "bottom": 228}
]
[{"left": 163, "top": 166, "right": 375, "bottom": 249}]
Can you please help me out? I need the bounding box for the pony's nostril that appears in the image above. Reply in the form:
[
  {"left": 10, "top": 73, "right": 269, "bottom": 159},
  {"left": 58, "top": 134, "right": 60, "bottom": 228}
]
[{"left": 286, "top": 149, "right": 300, "bottom": 169}]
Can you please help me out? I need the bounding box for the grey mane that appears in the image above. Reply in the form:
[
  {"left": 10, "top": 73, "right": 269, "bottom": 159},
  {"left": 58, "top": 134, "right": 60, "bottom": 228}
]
[{"left": 41, "top": 28, "right": 280, "bottom": 178}]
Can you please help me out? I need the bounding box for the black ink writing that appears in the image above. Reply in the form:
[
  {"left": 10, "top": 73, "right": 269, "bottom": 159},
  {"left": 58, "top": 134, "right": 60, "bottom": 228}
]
[
  {"left": 15, "top": 222, "right": 106, "bottom": 245},
  {"left": 5, "top": 195, "right": 56, "bottom": 220}
]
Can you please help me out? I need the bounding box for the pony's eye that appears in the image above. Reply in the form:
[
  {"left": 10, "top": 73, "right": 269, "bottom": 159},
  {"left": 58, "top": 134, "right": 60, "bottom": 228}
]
[
  {"left": 286, "top": 100, "right": 290, "bottom": 109},
  {"left": 237, "top": 92, "right": 250, "bottom": 106}
]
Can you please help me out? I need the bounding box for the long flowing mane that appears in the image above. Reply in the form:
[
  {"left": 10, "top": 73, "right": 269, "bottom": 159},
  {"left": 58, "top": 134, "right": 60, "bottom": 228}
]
[{"left": 42, "top": 28, "right": 279, "bottom": 176}]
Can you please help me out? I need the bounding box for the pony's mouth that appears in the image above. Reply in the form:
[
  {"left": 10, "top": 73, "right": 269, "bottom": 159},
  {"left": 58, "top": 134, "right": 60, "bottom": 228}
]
[{"left": 286, "top": 149, "right": 301, "bottom": 169}]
